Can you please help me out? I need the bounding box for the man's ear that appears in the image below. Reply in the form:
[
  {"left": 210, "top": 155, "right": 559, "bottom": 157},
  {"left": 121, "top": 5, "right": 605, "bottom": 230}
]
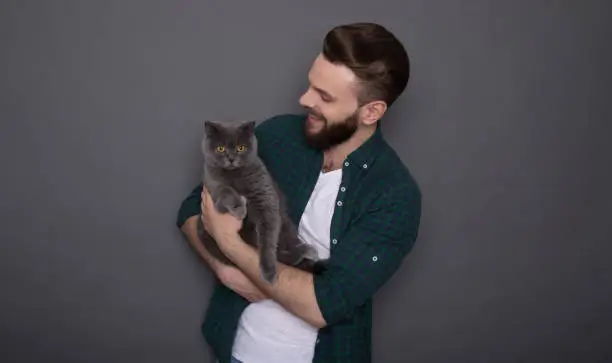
[{"left": 360, "top": 100, "right": 387, "bottom": 126}]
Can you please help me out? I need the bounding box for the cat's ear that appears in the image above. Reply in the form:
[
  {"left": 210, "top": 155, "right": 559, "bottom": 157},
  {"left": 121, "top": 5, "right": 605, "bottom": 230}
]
[
  {"left": 239, "top": 120, "right": 256, "bottom": 134},
  {"left": 203, "top": 120, "right": 221, "bottom": 137}
]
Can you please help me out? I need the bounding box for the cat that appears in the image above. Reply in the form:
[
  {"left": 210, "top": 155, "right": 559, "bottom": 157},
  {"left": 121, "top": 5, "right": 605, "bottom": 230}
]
[{"left": 196, "top": 119, "right": 324, "bottom": 284}]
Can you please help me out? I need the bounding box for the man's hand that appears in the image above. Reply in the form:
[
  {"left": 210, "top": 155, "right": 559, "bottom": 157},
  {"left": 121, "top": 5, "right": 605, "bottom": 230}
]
[
  {"left": 200, "top": 187, "right": 243, "bottom": 245},
  {"left": 217, "top": 264, "right": 267, "bottom": 303}
]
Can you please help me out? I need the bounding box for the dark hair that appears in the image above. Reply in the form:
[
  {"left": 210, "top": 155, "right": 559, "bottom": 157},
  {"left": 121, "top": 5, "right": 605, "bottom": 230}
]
[{"left": 322, "top": 22, "right": 410, "bottom": 107}]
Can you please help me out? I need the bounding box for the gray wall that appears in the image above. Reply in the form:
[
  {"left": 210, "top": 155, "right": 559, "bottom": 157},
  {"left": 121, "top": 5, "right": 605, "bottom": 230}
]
[{"left": 1, "top": 1, "right": 611, "bottom": 362}]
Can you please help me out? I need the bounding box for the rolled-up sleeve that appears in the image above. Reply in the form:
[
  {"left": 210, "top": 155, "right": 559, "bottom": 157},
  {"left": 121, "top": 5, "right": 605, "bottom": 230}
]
[{"left": 313, "top": 183, "right": 421, "bottom": 326}]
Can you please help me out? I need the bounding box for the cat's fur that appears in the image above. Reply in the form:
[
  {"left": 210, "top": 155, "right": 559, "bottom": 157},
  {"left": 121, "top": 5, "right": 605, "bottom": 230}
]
[{"left": 196, "top": 119, "right": 324, "bottom": 284}]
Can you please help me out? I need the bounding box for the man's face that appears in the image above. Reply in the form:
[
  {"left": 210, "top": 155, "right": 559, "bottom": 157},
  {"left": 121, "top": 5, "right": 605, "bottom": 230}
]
[{"left": 298, "top": 53, "right": 362, "bottom": 150}]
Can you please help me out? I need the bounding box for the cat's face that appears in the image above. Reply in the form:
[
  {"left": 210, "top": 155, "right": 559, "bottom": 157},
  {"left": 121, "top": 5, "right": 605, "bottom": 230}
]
[{"left": 201, "top": 120, "right": 257, "bottom": 169}]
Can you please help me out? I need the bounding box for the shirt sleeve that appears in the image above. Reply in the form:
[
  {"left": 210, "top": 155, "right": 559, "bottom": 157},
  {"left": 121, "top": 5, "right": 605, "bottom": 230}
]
[
  {"left": 175, "top": 182, "right": 204, "bottom": 229},
  {"left": 313, "top": 183, "right": 422, "bottom": 326}
]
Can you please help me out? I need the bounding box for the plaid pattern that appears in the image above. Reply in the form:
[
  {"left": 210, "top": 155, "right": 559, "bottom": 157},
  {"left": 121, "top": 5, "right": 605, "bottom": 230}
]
[{"left": 176, "top": 114, "right": 422, "bottom": 363}]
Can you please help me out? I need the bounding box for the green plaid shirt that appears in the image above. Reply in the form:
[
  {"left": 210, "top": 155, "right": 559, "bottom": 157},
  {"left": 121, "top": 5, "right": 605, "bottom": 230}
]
[{"left": 176, "top": 113, "right": 422, "bottom": 363}]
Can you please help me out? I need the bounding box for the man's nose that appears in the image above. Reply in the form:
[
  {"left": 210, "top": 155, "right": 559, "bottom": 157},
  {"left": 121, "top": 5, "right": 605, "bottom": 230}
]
[{"left": 299, "top": 88, "right": 315, "bottom": 108}]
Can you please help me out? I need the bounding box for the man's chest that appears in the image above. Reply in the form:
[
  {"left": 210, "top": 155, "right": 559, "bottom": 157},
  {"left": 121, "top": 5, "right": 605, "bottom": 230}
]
[
  {"left": 259, "top": 135, "right": 378, "bottom": 242},
  {"left": 261, "top": 146, "right": 323, "bottom": 224},
  {"left": 296, "top": 169, "right": 343, "bottom": 260}
]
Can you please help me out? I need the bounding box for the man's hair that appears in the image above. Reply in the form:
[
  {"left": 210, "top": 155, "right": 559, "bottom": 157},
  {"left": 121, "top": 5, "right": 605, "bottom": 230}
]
[{"left": 322, "top": 22, "right": 410, "bottom": 108}]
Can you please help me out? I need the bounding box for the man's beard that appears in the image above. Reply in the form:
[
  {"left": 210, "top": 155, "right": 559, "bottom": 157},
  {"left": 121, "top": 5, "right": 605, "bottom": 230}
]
[{"left": 303, "top": 108, "right": 359, "bottom": 150}]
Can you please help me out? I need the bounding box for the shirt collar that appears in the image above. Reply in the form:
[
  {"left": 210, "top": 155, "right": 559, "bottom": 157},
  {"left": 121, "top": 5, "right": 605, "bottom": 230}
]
[
  {"left": 299, "top": 113, "right": 386, "bottom": 170},
  {"left": 344, "top": 122, "right": 384, "bottom": 171}
]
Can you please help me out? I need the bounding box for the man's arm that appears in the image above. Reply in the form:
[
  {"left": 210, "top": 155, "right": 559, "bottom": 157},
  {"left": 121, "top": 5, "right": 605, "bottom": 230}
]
[
  {"left": 218, "top": 183, "right": 422, "bottom": 328},
  {"left": 176, "top": 184, "right": 220, "bottom": 269},
  {"left": 180, "top": 214, "right": 224, "bottom": 273},
  {"left": 219, "top": 235, "right": 325, "bottom": 327}
]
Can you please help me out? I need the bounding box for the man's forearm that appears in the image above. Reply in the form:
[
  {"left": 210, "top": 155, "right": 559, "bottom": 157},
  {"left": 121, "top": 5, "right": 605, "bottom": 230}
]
[
  {"left": 220, "top": 232, "right": 327, "bottom": 328},
  {"left": 180, "top": 215, "right": 222, "bottom": 274}
]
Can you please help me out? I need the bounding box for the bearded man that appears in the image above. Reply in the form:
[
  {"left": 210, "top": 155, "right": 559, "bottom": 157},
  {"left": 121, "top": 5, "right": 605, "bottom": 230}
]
[{"left": 176, "top": 22, "right": 422, "bottom": 363}]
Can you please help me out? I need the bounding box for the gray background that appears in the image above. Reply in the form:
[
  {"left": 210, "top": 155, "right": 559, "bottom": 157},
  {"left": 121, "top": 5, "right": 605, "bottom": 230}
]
[{"left": 1, "top": 0, "right": 611, "bottom": 362}]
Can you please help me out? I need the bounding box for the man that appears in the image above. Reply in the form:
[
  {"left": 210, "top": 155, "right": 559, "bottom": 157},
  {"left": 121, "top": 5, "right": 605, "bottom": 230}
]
[{"left": 176, "top": 22, "right": 422, "bottom": 363}]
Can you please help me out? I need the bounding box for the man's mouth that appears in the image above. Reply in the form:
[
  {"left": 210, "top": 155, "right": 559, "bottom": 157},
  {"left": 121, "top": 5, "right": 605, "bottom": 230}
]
[{"left": 308, "top": 113, "right": 324, "bottom": 122}]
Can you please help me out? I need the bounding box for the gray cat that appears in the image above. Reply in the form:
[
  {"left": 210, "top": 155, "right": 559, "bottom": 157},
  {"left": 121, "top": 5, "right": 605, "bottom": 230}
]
[{"left": 196, "top": 119, "right": 324, "bottom": 284}]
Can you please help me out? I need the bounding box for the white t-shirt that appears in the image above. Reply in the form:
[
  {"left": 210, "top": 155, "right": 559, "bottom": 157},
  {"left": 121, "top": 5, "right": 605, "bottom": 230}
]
[{"left": 232, "top": 169, "right": 343, "bottom": 363}]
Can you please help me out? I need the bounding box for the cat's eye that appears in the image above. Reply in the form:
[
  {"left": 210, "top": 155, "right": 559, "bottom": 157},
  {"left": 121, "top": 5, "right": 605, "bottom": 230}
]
[
  {"left": 236, "top": 145, "right": 247, "bottom": 152},
  {"left": 216, "top": 145, "right": 225, "bottom": 153}
]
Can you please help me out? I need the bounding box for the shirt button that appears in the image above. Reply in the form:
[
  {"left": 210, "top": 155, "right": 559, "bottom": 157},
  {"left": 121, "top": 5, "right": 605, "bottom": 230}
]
[
  {"left": 336, "top": 201, "right": 343, "bottom": 207},
  {"left": 332, "top": 238, "right": 337, "bottom": 244},
  {"left": 340, "top": 186, "right": 346, "bottom": 192},
  {"left": 362, "top": 163, "right": 368, "bottom": 169},
  {"left": 372, "top": 256, "right": 378, "bottom": 262},
  {"left": 344, "top": 161, "right": 350, "bottom": 167}
]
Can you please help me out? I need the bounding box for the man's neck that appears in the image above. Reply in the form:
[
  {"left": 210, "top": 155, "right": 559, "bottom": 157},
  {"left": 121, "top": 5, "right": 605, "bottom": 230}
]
[{"left": 322, "top": 125, "right": 376, "bottom": 172}]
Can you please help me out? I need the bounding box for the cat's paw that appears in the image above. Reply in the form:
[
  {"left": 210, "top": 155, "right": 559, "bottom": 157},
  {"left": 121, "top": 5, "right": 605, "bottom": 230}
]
[
  {"left": 301, "top": 243, "right": 319, "bottom": 261},
  {"left": 260, "top": 257, "right": 277, "bottom": 284},
  {"left": 229, "top": 195, "right": 247, "bottom": 220},
  {"left": 296, "top": 258, "right": 328, "bottom": 274},
  {"left": 216, "top": 192, "right": 247, "bottom": 220},
  {"left": 277, "top": 242, "right": 318, "bottom": 267}
]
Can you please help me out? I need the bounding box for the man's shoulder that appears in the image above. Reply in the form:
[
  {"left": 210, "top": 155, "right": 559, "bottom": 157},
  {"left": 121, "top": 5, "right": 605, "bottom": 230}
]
[
  {"left": 253, "top": 113, "right": 310, "bottom": 185},
  {"left": 255, "top": 113, "right": 305, "bottom": 142},
  {"left": 359, "top": 140, "right": 422, "bottom": 246},
  {"left": 372, "top": 139, "right": 422, "bottom": 205}
]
